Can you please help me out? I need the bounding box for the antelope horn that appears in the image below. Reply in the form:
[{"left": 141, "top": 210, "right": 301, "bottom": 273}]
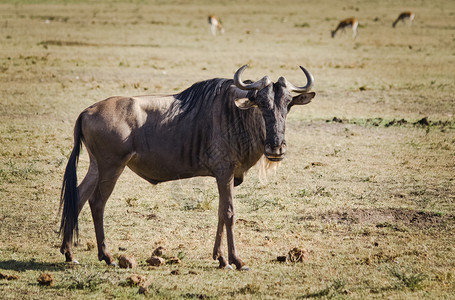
[
  {"left": 284, "top": 66, "right": 314, "bottom": 93},
  {"left": 234, "top": 64, "right": 271, "bottom": 91}
]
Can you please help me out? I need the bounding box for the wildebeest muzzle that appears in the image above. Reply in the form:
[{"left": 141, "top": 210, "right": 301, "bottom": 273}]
[{"left": 264, "top": 141, "right": 287, "bottom": 161}]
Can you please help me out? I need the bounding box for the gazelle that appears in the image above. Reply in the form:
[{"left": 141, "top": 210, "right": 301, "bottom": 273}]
[
  {"left": 331, "top": 18, "right": 358, "bottom": 38},
  {"left": 392, "top": 12, "right": 415, "bottom": 28},
  {"left": 208, "top": 15, "right": 225, "bottom": 36}
]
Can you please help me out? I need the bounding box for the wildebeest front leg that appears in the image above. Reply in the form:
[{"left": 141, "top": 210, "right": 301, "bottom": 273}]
[
  {"left": 213, "top": 213, "right": 228, "bottom": 268},
  {"left": 214, "top": 177, "right": 247, "bottom": 270}
]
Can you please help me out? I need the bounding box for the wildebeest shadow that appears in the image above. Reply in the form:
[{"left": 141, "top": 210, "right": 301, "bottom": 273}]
[{"left": 0, "top": 259, "right": 66, "bottom": 272}]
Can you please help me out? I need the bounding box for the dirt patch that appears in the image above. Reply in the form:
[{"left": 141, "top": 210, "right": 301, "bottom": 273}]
[
  {"left": 361, "top": 251, "right": 400, "bottom": 265},
  {"left": 236, "top": 218, "right": 259, "bottom": 227},
  {"left": 304, "top": 162, "right": 327, "bottom": 169},
  {"left": 236, "top": 218, "right": 261, "bottom": 231},
  {"left": 37, "top": 40, "right": 161, "bottom": 48},
  {"left": 304, "top": 208, "right": 454, "bottom": 230},
  {"left": 326, "top": 117, "right": 455, "bottom": 129}
]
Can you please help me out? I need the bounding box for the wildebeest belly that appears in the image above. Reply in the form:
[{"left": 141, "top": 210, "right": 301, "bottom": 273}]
[{"left": 126, "top": 152, "right": 212, "bottom": 184}]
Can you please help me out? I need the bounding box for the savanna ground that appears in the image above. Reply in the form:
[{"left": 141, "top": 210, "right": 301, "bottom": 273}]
[{"left": 0, "top": 0, "right": 454, "bottom": 298}]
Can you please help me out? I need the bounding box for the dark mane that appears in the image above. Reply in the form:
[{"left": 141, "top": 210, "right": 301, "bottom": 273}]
[{"left": 170, "top": 78, "right": 231, "bottom": 120}]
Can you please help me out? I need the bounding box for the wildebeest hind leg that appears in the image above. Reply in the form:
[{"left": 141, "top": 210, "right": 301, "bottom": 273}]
[
  {"left": 89, "top": 163, "right": 125, "bottom": 265},
  {"left": 61, "top": 158, "right": 99, "bottom": 263}
]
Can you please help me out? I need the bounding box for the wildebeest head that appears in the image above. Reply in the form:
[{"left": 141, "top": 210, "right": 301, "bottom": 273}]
[{"left": 233, "top": 65, "right": 315, "bottom": 162}]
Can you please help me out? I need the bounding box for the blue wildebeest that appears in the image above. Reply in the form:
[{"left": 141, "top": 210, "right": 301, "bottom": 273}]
[{"left": 59, "top": 65, "right": 315, "bottom": 270}]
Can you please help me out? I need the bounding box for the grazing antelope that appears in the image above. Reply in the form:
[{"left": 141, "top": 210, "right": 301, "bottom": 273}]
[
  {"left": 208, "top": 15, "right": 224, "bottom": 36},
  {"left": 331, "top": 17, "right": 358, "bottom": 38},
  {"left": 392, "top": 11, "right": 415, "bottom": 28}
]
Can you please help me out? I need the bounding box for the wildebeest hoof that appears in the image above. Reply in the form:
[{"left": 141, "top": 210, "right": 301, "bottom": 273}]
[
  {"left": 225, "top": 265, "right": 234, "bottom": 270},
  {"left": 239, "top": 265, "right": 250, "bottom": 271}
]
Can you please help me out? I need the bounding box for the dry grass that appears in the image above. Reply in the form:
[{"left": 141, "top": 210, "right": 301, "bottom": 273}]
[{"left": 1, "top": 0, "right": 454, "bottom": 299}]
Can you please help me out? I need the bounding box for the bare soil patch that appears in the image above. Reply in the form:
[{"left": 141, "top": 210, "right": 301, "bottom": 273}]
[{"left": 306, "top": 207, "right": 454, "bottom": 230}]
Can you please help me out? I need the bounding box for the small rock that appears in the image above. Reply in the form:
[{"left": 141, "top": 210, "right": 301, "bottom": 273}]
[
  {"left": 146, "top": 255, "right": 165, "bottom": 267},
  {"left": 37, "top": 273, "right": 54, "bottom": 286},
  {"left": 277, "top": 255, "right": 287, "bottom": 262},
  {"left": 332, "top": 117, "right": 343, "bottom": 123},
  {"left": 152, "top": 246, "right": 165, "bottom": 257},
  {"left": 146, "top": 213, "right": 157, "bottom": 220},
  {"left": 397, "top": 119, "right": 408, "bottom": 125},
  {"left": 138, "top": 282, "right": 150, "bottom": 295},
  {"left": 415, "top": 117, "right": 429, "bottom": 126},
  {"left": 86, "top": 242, "right": 95, "bottom": 251},
  {"left": 0, "top": 272, "right": 19, "bottom": 280},
  {"left": 118, "top": 255, "right": 137, "bottom": 269},
  {"left": 126, "top": 274, "right": 146, "bottom": 287},
  {"left": 8, "top": 274, "right": 20, "bottom": 280},
  {"left": 166, "top": 257, "right": 181, "bottom": 265},
  {"left": 138, "top": 286, "right": 149, "bottom": 295},
  {"left": 311, "top": 162, "right": 326, "bottom": 167},
  {"left": 288, "top": 247, "right": 309, "bottom": 263},
  {"left": 385, "top": 119, "right": 396, "bottom": 127},
  {"left": 170, "top": 269, "right": 180, "bottom": 275}
]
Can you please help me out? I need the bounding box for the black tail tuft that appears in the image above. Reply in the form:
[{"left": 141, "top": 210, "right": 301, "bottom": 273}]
[{"left": 59, "top": 115, "right": 83, "bottom": 242}]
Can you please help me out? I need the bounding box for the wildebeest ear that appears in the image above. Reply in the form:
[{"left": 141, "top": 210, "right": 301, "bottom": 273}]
[
  {"left": 235, "top": 98, "right": 257, "bottom": 110},
  {"left": 289, "top": 92, "right": 315, "bottom": 108}
]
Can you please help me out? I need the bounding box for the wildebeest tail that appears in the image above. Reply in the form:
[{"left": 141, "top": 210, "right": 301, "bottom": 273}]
[{"left": 59, "top": 114, "right": 83, "bottom": 241}]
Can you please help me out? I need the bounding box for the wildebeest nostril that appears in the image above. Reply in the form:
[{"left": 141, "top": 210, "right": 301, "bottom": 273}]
[{"left": 265, "top": 143, "right": 286, "bottom": 156}]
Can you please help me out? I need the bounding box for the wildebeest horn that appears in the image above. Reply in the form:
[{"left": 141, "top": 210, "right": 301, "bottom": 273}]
[
  {"left": 284, "top": 66, "right": 314, "bottom": 93},
  {"left": 234, "top": 64, "right": 271, "bottom": 90}
]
